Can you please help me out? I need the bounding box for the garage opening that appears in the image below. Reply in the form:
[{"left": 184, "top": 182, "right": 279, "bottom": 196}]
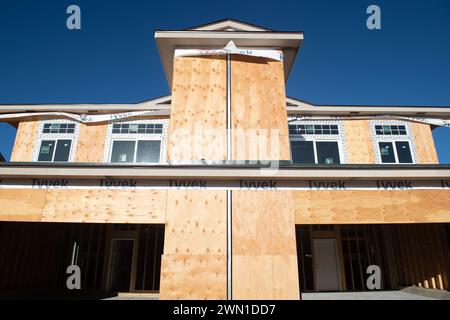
[
  {"left": 0, "top": 222, "right": 164, "bottom": 298},
  {"left": 296, "top": 224, "right": 450, "bottom": 293}
]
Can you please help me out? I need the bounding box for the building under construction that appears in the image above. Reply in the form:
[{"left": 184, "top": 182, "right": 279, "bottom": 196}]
[{"left": 0, "top": 19, "right": 449, "bottom": 299}]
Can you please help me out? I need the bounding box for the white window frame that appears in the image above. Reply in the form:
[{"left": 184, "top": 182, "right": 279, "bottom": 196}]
[
  {"left": 104, "top": 119, "right": 168, "bottom": 164},
  {"left": 370, "top": 120, "right": 417, "bottom": 164},
  {"left": 33, "top": 120, "right": 79, "bottom": 162},
  {"left": 288, "top": 120, "right": 347, "bottom": 164}
]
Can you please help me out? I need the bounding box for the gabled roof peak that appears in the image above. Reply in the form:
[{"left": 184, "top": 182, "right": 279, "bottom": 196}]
[{"left": 187, "top": 18, "right": 271, "bottom": 32}]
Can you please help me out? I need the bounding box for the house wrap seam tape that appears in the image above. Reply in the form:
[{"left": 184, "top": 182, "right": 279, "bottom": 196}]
[
  {"left": 1, "top": 112, "right": 449, "bottom": 127},
  {"left": 174, "top": 41, "right": 284, "bottom": 62}
]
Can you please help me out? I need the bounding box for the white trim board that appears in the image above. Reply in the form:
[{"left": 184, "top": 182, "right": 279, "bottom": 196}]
[{"left": 0, "top": 178, "right": 449, "bottom": 191}]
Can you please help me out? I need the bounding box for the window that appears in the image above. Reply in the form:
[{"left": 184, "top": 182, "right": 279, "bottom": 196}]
[
  {"left": 379, "top": 141, "right": 413, "bottom": 164},
  {"left": 375, "top": 125, "right": 407, "bottom": 136},
  {"left": 35, "top": 121, "right": 78, "bottom": 162},
  {"left": 110, "top": 140, "right": 161, "bottom": 163},
  {"left": 371, "top": 122, "right": 416, "bottom": 164},
  {"left": 289, "top": 124, "right": 339, "bottom": 135},
  {"left": 38, "top": 140, "right": 72, "bottom": 162},
  {"left": 289, "top": 121, "right": 344, "bottom": 164},
  {"left": 112, "top": 123, "right": 163, "bottom": 135},
  {"left": 42, "top": 123, "right": 75, "bottom": 134},
  {"left": 291, "top": 140, "right": 341, "bottom": 164},
  {"left": 107, "top": 121, "right": 166, "bottom": 163}
]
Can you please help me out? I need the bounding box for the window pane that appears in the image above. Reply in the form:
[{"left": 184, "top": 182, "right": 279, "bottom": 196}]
[
  {"left": 379, "top": 142, "right": 395, "bottom": 163},
  {"left": 316, "top": 141, "right": 341, "bottom": 164},
  {"left": 395, "top": 141, "right": 413, "bottom": 163},
  {"left": 54, "top": 140, "right": 72, "bottom": 162},
  {"left": 38, "top": 140, "right": 55, "bottom": 161},
  {"left": 136, "top": 140, "right": 161, "bottom": 163},
  {"left": 291, "top": 141, "right": 315, "bottom": 164},
  {"left": 111, "top": 141, "right": 136, "bottom": 162}
]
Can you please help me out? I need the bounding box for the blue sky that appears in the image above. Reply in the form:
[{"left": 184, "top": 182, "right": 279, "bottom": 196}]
[{"left": 0, "top": 0, "right": 449, "bottom": 162}]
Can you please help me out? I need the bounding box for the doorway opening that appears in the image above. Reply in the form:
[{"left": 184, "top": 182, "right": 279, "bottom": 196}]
[
  {"left": 296, "top": 224, "right": 450, "bottom": 293},
  {"left": 105, "top": 224, "right": 164, "bottom": 293},
  {"left": 0, "top": 222, "right": 164, "bottom": 298}
]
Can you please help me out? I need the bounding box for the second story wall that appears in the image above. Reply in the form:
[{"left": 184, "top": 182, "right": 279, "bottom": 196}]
[
  {"left": 410, "top": 122, "right": 439, "bottom": 164},
  {"left": 343, "top": 120, "right": 376, "bottom": 163},
  {"left": 10, "top": 120, "right": 40, "bottom": 162},
  {"left": 7, "top": 116, "right": 440, "bottom": 165},
  {"left": 75, "top": 123, "right": 108, "bottom": 162}
]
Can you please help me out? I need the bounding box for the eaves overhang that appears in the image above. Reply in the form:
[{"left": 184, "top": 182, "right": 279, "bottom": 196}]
[
  {"left": 286, "top": 97, "right": 450, "bottom": 118},
  {"left": 0, "top": 162, "right": 449, "bottom": 180},
  {"left": 155, "top": 30, "right": 303, "bottom": 89}
]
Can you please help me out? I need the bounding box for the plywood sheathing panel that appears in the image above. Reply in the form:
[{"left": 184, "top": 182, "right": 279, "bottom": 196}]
[
  {"left": 159, "top": 254, "right": 227, "bottom": 300},
  {"left": 160, "top": 190, "right": 227, "bottom": 300},
  {"left": 164, "top": 190, "right": 226, "bottom": 255},
  {"left": 231, "top": 56, "right": 290, "bottom": 161},
  {"left": 0, "top": 189, "right": 47, "bottom": 221},
  {"left": 293, "top": 190, "right": 450, "bottom": 224},
  {"left": 343, "top": 120, "right": 376, "bottom": 164},
  {"left": 232, "top": 255, "right": 299, "bottom": 300},
  {"left": 75, "top": 123, "right": 108, "bottom": 162},
  {"left": 232, "top": 191, "right": 300, "bottom": 300},
  {"left": 410, "top": 123, "right": 439, "bottom": 164},
  {"left": 41, "top": 190, "right": 167, "bottom": 223},
  {"left": 167, "top": 56, "right": 227, "bottom": 161},
  {"left": 233, "top": 191, "right": 296, "bottom": 255},
  {"left": 10, "top": 120, "right": 39, "bottom": 162}
]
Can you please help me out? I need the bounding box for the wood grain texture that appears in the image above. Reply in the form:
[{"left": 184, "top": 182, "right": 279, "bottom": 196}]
[
  {"left": 380, "top": 224, "right": 450, "bottom": 290},
  {"left": 164, "top": 190, "right": 226, "bottom": 255},
  {"left": 232, "top": 255, "right": 300, "bottom": 300},
  {"left": 232, "top": 191, "right": 299, "bottom": 299},
  {"left": 231, "top": 56, "right": 290, "bottom": 160},
  {"left": 160, "top": 190, "right": 227, "bottom": 299},
  {"left": 75, "top": 123, "right": 108, "bottom": 162},
  {"left": 343, "top": 120, "right": 376, "bottom": 164},
  {"left": 0, "top": 189, "right": 47, "bottom": 221},
  {"left": 233, "top": 191, "right": 296, "bottom": 255},
  {"left": 293, "top": 190, "right": 450, "bottom": 224},
  {"left": 167, "top": 56, "right": 227, "bottom": 161},
  {"left": 10, "top": 120, "right": 40, "bottom": 162},
  {"left": 40, "top": 189, "right": 167, "bottom": 223},
  {"left": 410, "top": 123, "right": 439, "bottom": 164},
  {"left": 159, "top": 254, "right": 227, "bottom": 300}
]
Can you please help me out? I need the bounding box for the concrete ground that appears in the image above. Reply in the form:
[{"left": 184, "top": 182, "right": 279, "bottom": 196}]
[
  {"left": 302, "top": 291, "right": 434, "bottom": 300},
  {"left": 102, "top": 287, "right": 450, "bottom": 300},
  {"left": 103, "top": 292, "right": 159, "bottom": 300},
  {"left": 302, "top": 287, "right": 450, "bottom": 300}
]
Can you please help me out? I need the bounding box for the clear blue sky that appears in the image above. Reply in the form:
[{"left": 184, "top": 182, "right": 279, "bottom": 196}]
[{"left": 0, "top": 0, "right": 449, "bottom": 162}]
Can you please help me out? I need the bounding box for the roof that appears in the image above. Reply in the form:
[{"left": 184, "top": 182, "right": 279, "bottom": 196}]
[
  {"left": 155, "top": 18, "right": 303, "bottom": 88},
  {"left": 0, "top": 20, "right": 449, "bottom": 118},
  {"left": 187, "top": 18, "right": 272, "bottom": 32},
  {"left": 0, "top": 153, "right": 5, "bottom": 162},
  {"left": 1, "top": 95, "right": 450, "bottom": 119}
]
